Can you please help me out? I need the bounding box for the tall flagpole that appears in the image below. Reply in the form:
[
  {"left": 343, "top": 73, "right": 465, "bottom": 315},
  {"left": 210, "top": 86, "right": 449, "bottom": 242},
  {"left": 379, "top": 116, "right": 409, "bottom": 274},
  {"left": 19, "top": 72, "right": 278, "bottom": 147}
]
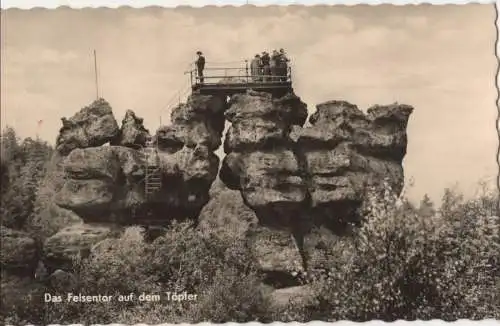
[{"left": 94, "top": 49, "right": 99, "bottom": 99}]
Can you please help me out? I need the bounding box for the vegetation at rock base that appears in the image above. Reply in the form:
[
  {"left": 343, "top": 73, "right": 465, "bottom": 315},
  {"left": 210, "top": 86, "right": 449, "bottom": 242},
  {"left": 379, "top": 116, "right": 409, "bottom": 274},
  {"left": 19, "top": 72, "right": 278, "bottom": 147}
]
[
  {"left": 1, "top": 127, "right": 499, "bottom": 324},
  {"left": 275, "top": 182, "right": 499, "bottom": 322}
]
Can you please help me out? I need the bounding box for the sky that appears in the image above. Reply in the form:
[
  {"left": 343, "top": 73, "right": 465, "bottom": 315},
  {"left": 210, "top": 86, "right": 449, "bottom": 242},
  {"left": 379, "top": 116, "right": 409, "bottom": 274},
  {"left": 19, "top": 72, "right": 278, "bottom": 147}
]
[{"left": 1, "top": 4, "right": 497, "bottom": 203}]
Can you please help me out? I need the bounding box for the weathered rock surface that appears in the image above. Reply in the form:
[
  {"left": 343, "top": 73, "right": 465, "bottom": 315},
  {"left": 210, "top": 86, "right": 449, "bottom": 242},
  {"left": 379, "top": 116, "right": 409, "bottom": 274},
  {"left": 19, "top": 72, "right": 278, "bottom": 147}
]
[
  {"left": 296, "top": 100, "right": 413, "bottom": 231},
  {"left": 112, "top": 110, "right": 150, "bottom": 148},
  {"left": 48, "top": 269, "right": 78, "bottom": 292},
  {"left": 218, "top": 94, "right": 412, "bottom": 280},
  {"left": 0, "top": 227, "right": 39, "bottom": 274},
  {"left": 151, "top": 145, "right": 220, "bottom": 218},
  {"left": 52, "top": 95, "right": 227, "bottom": 226},
  {"left": 145, "top": 94, "right": 227, "bottom": 221},
  {"left": 55, "top": 146, "right": 145, "bottom": 222},
  {"left": 199, "top": 186, "right": 306, "bottom": 286},
  {"left": 44, "top": 94, "right": 413, "bottom": 292},
  {"left": 157, "top": 94, "right": 227, "bottom": 151},
  {"left": 56, "top": 98, "right": 120, "bottom": 155},
  {"left": 265, "top": 285, "right": 316, "bottom": 310},
  {"left": 221, "top": 150, "right": 308, "bottom": 228},
  {"left": 43, "top": 223, "right": 121, "bottom": 272},
  {"left": 249, "top": 226, "right": 304, "bottom": 276},
  {"left": 223, "top": 91, "right": 307, "bottom": 153},
  {"left": 220, "top": 90, "right": 309, "bottom": 228},
  {"left": 198, "top": 184, "right": 258, "bottom": 237}
]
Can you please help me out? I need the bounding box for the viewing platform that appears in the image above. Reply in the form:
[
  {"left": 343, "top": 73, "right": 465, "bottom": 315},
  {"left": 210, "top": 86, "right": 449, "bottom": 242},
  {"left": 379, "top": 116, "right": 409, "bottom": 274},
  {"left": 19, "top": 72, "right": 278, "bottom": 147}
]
[{"left": 187, "top": 64, "right": 293, "bottom": 96}]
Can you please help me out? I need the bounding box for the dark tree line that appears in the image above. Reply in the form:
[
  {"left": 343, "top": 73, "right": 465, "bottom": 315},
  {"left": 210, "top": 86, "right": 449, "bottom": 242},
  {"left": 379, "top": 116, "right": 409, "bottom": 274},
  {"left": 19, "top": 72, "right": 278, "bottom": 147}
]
[{"left": 1, "top": 127, "right": 53, "bottom": 230}]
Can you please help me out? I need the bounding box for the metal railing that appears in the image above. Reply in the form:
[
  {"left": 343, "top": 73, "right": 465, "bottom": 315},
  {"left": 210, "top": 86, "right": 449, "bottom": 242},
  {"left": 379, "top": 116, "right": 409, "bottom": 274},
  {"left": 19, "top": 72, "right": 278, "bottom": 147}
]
[{"left": 187, "top": 64, "right": 292, "bottom": 87}]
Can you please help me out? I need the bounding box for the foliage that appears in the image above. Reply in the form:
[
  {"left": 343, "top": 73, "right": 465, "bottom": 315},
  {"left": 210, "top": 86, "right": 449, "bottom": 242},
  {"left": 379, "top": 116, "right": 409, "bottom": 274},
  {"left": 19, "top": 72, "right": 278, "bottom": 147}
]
[
  {"left": 44, "top": 222, "right": 269, "bottom": 324},
  {"left": 0, "top": 127, "right": 53, "bottom": 230},
  {"left": 299, "top": 181, "right": 500, "bottom": 321}
]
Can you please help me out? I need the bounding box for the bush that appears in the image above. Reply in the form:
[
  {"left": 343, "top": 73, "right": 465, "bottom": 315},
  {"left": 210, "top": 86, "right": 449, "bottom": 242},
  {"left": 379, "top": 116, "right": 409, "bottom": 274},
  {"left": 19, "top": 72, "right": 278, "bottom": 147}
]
[
  {"left": 305, "top": 181, "right": 500, "bottom": 321},
  {"left": 44, "top": 222, "right": 270, "bottom": 324}
]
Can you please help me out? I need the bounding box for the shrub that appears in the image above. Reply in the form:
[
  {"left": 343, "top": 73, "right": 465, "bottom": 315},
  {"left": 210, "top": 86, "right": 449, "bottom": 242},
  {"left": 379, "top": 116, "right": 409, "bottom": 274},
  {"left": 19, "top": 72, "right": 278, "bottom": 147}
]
[
  {"left": 305, "top": 181, "right": 499, "bottom": 321},
  {"left": 44, "top": 222, "right": 270, "bottom": 324}
]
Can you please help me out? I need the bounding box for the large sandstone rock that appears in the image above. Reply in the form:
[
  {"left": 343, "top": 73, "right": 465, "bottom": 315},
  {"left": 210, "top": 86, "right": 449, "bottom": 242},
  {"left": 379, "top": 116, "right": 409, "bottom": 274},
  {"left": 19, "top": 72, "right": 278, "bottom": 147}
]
[
  {"left": 137, "top": 94, "right": 227, "bottom": 222},
  {"left": 198, "top": 184, "right": 258, "bottom": 237},
  {"left": 43, "top": 223, "right": 121, "bottom": 271},
  {"left": 150, "top": 145, "right": 220, "bottom": 218},
  {"left": 0, "top": 227, "right": 39, "bottom": 274},
  {"left": 223, "top": 91, "right": 307, "bottom": 153},
  {"left": 199, "top": 186, "right": 306, "bottom": 286},
  {"left": 56, "top": 98, "right": 120, "bottom": 155},
  {"left": 265, "top": 285, "right": 316, "bottom": 310},
  {"left": 112, "top": 110, "right": 150, "bottom": 149},
  {"left": 297, "top": 100, "right": 413, "bottom": 231},
  {"left": 48, "top": 269, "right": 78, "bottom": 292},
  {"left": 249, "top": 226, "right": 304, "bottom": 276},
  {"left": 221, "top": 91, "right": 309, "bottom": 228},
  {"left": 157, "top": 94, "right": 227, "bottom": 151},
  {"left": 221, "top": 150, "right": 308, "bottom": 227},
  {"left": 55, "top": 143, "right": 207, "bottom": 225},
  {"left": 55, "top": 146, "right": 145, "bottom": 221}
]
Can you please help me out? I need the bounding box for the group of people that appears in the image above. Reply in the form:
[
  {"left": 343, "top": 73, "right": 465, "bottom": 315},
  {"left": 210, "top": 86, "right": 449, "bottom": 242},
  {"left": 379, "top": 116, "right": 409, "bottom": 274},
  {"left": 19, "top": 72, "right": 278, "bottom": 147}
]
[
  {"left": 194, "top": 49, "right": 290, "bottom": 84},
  {"left": 250, "top": 48, "right": 290, "bottom": 82}
]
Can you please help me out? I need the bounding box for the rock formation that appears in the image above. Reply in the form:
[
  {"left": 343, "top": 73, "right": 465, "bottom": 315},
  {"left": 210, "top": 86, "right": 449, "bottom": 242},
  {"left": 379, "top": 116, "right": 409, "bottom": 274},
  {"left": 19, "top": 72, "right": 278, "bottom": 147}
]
[
  {"left": 152, "top": 94, "right": 227, "bottom": 220},
  {"left": 44, "top": 94, "right": 227, "bottom": 271},
  {"left": 56, "top": 98, "right": 120, "bottom": 155},
  {"left": 112, "top": 109, "right": 150, "bottom": 148},
  {"left": 218, "top": 90, "right": 311, "bottom": 287},
  {"left": 217, "top": 91, "right": 413, "bottom": 282},
  {"left": 54, "top": 146, "right": 146, "bottom": 223},
  {"left": 43, "top": 223, "right": 121, "bottom": 272},
  {"left": 296, "top": 100, "right": 413, "bottom": 232},
  {"left": 37, "top": 88, "right": 413, "bottom": 292},
  {"left": 220, "top": 90, "right": 309, "bottom": 228}
]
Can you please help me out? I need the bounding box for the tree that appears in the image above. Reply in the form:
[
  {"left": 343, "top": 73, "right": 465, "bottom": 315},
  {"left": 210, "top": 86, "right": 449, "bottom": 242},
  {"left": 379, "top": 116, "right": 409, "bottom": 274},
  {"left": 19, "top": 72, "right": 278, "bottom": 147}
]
[
  {"left": 418, "top": 194, "right": 435, "bottom": 218},
  {"left": 0, "top": 128, "right": 53, "bottom": 229}
]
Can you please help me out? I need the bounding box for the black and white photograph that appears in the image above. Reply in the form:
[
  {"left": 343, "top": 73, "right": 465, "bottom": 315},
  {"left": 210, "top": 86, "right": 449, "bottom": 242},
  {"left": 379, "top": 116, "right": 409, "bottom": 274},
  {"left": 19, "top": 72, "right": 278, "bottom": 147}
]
[{"left": 0, "top": 4, "right": 498, "bottom": 324}]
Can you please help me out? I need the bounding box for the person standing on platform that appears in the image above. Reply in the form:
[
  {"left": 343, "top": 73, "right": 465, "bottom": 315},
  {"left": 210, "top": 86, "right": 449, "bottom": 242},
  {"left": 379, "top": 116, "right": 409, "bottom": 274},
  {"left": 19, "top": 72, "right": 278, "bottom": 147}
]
[
  {"left": 261, "top": 51, "right": 271, "bottom": 82},
  {"left": 195, "top": 51, "right": 205, "bottom": 83},
  {"left": 270, "top": 50, "right": 280, "bottom": 82},
  {"left": 250, "top": 54, "right": 262, "bottom": 82},
  {"left": 278, "top": 48, "right": 290, "bottom": 82}
]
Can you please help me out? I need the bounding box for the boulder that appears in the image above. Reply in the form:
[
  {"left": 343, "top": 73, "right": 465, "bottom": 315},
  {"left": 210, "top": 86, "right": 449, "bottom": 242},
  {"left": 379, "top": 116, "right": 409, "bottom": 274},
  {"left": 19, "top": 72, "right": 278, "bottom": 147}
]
[
  {"left": 248, "top": 226, "right": 305, "bottom": 277},
  {"left": 151, "top": 145, "right": 220, "bottom": 220},
  {"left": 158, "top": 94, "right": 227, "bottom": 151},
  {"left": 113, "top": 110, "right": 149, "bottom": 149},
  {"left": 266, "top": 285, "right": 316, "bottom": 310},
  {"left": 221, "top": 150, "right": 307, "bottom": 228},
  {"left": 225, "top": 90, "right": 307, "bottom": 127},
  {"left": 221, "top": 91, "right": 308, "bottom": 228},
  {"left": 297, "top": 100, "right": 413, "bottom": 231},
  {"left": 56, "top": 98, "right": 120, "bottom": 155},
  {"left": 156, "top": 119, "right": 221, "bottom": 151},
  {"left": 43, "top": 223, "right": 121, "bottom": 272},
  {"left": 48, "top": 269, "right": 78, "bottom": 292},
  {"left": 54, "top": 146, "right": 147, "bottom": 222},
  {"left": 199, "top": 189, "right": 305, "bottom": 286},
  {"left": 198, "top": 185, "right": 258, "bottom": 237}
]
